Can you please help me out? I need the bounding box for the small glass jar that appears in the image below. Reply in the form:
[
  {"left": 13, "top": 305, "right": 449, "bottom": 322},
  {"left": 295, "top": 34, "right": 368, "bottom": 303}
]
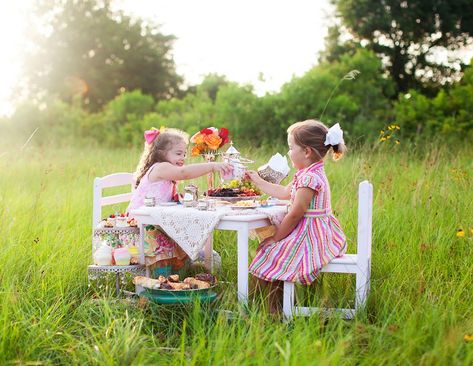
[
  {"left": 183, "top": 185, "right": 198, "bottom": 207},
  {"left": 207, "top": 199, "right": 216, "bottom": 211},
  {"left": 144, "top": 196, "right": 156, "bottom": 207},
  {"left": 197, "top": 200, "right": 208, "bottom": 210}
]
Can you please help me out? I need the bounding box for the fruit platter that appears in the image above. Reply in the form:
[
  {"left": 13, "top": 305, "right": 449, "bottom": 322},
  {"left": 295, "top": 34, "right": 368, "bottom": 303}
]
[{"left": 206, "top": 179, "right": 262, "bottom": 202}]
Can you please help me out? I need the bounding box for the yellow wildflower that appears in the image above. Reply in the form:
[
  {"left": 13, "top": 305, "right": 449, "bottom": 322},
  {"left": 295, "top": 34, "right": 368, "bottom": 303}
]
[
  {"left": 464, "top": 334, "right": 473, "bottom": 342},
  {"left": 395, "top": 140, "right": 400, "bottom": 145},
  {"left": 456, "top": 229, "right": 465, "bottom": 238},
  {"left": 380, "top": 130, "right": 385, "bottom": 135}
]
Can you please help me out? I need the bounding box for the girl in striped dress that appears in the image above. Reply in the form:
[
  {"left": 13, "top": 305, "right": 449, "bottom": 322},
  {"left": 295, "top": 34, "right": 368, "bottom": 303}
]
[{"left": 246, "top": 120, "right": 347, "bottom": 314}]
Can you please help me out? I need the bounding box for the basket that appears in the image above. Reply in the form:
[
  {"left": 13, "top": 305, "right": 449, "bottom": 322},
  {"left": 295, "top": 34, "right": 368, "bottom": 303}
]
[{"left": 257, "top": 165, "right": 288, "bottom": 184}]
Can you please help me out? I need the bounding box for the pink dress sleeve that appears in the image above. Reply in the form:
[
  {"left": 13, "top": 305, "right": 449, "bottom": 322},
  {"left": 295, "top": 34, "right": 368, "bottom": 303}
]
[{"left": 297, "top": 172, "right": 322, "bottom": 192}]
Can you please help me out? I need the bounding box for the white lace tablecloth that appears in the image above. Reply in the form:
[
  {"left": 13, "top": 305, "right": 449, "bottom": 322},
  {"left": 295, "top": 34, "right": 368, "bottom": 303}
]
[{"left": 136, "top": 205, "right": 287, "bottom": 260}]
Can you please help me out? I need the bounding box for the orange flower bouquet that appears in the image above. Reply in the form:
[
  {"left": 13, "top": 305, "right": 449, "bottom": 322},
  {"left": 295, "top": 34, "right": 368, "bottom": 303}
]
[
  {"left": 190, "top": 127, "right": 230, "bottom": 191},
  {"left": 190, "top": 127, "right": 230, "bottom": 157}
]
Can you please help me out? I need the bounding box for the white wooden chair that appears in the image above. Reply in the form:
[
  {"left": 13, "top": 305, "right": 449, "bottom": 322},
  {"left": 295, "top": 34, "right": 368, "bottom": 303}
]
[
  {"left": 92, "top": 172, "right": 135, "bottom": 229},
  {"left": 89, "top": 172, "right": 145, "bottom": 295},
  {"left": 283, "top": 180, "right": 373, "bottom": 320}
]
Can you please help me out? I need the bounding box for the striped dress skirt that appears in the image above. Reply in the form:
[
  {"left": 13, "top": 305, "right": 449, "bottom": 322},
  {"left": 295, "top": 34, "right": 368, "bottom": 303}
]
[{"left": 249, "top": 208, "right": 346, "bottom": 285}]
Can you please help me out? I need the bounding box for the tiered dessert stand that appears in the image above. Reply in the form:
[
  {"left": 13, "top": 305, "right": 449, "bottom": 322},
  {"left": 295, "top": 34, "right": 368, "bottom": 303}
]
[{"left": 88, "top": 226, "right": 145, "bottom": 296}]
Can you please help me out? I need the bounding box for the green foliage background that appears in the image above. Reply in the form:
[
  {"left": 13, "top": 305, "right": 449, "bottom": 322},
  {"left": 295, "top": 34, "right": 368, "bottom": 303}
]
[{"left": 5, "top": 51, "right": 472, "bottom": 148}]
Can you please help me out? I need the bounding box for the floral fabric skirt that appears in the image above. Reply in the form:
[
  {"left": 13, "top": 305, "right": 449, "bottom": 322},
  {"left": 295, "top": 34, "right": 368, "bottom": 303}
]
[{"left": 144, "top": 225, "right": 188, "bottom": 271}]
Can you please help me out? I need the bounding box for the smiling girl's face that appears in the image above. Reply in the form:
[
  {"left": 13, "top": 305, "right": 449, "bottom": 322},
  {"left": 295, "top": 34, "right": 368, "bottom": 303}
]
[{"left": 165, "top": 140, "right": 187, "bottom": 166}]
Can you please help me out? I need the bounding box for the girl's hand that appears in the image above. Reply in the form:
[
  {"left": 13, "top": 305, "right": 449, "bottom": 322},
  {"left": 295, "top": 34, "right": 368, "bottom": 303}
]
[
  {"left": 212, "top": 162, "right": 233, "bottom": 176},
  {"left": 245, "top": 170, "right": 263, "bottom": 183},
  {"left": 258, "top": 236, "right": 276, "bottom": 251}
]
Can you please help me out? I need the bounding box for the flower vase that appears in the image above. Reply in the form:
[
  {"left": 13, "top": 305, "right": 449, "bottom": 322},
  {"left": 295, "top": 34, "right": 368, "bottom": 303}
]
[{"left": 203, "top": 153, "right": 216, "bottom": 193}]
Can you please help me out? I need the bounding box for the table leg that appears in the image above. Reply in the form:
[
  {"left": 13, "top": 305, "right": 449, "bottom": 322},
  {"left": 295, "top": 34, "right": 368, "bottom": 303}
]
[
  {"left": 116, "top": 272, "right": 120, "bottom": 296},
  {"left": 237, "top": 224, "right": 249, "bottom": 305}
]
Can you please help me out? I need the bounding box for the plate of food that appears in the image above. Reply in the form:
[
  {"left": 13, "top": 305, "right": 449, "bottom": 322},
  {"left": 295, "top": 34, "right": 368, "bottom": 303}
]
[
  {"left": 206, "top": 180, "right": 262, "bottom": 202},
  {"left": 230, "top": 201, "right": 259, "bottom": 210},
  {"left": 134, "top": 273, "right": 218, "bottom": 304}
]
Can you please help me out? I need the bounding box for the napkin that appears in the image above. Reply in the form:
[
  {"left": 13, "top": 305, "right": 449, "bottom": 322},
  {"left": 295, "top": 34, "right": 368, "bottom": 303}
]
[{"left": 259, "top": 153, "right": 290, "bottom": 176}]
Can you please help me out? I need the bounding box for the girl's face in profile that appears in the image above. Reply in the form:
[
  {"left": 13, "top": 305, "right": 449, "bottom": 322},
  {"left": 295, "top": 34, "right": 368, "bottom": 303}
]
[
  {"left": 165, "top": 140, "right": 187, "bottom": 167},
  {"left": 287, "top": 134, "right": 307, "bottom": 170}
]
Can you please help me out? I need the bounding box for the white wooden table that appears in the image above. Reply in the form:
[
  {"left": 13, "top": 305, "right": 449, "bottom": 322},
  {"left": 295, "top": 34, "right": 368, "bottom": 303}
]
[{"left": 131, "top": 206, "right": 286, "bottom": 305}]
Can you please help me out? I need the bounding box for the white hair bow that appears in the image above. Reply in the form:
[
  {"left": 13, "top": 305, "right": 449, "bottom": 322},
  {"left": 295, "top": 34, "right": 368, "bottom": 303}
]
[{"left": 324, "top": 123, "right": 344, "bottom": 146}]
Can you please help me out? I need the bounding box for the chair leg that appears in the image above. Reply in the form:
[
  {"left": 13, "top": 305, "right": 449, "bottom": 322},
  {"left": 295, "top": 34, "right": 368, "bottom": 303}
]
[
  {"left": 283, "top": 282, "right": 295, "bottom": 319},
  {"left": 355, "top": 264, "right": 370, "bottom": 311}
]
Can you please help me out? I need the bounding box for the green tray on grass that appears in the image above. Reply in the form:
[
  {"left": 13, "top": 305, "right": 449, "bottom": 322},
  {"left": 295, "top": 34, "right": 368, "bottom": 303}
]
[{"left": 141, "top": 285, "right": 217, "bottom": 304}]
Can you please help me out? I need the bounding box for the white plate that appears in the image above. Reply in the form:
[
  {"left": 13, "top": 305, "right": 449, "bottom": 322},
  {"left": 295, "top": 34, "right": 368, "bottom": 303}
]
[
  {"left": 230, "top": 204, "right": 259, "bottom": 210},
  {"left": 207, "top": 195, "right": 261, "bottom": 202},
  {"left": 157, "top": 202, "right": 178, "bottom": 206}
]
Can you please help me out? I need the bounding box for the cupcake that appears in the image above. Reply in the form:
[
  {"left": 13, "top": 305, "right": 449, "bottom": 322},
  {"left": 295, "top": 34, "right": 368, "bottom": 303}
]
[
  {"left": 128, "top": 246, "right": 140, "bottom": 264},
  {"left": 115, "top": 214, "right": 128, "bottom": 227},
  {"left": 114, "top": 247, "right": 131, "bottom": 266}
]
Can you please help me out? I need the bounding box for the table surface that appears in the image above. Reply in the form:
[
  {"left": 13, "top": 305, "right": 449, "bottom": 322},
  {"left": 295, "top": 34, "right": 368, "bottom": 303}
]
[{"left": 132, "top": 204, "right": 287, "bottom": 222}]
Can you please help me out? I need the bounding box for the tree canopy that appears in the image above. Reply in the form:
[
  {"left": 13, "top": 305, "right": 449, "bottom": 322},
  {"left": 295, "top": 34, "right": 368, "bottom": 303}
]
[
  {"left": 22, "top": 0, "right": 182, "bottom": 111},
  {"left": 332, "top": 0, "right": 473, "bottom": 95}
]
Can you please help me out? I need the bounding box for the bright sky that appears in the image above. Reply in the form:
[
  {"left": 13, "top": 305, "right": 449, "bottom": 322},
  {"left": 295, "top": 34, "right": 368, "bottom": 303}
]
[{"left": 0, "top": 0, "right": 333, "bottom": 116}]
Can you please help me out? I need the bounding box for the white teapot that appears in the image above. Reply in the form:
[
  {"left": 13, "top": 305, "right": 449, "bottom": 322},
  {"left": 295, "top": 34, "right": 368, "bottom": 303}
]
[{"left": 221, "top": 143, "right": 253, "bottom": 181}]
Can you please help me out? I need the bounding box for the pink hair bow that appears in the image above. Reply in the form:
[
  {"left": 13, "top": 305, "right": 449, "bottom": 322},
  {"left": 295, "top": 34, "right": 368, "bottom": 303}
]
[{"left": 144, "top": 128, "right": 160, "bottom": 144}]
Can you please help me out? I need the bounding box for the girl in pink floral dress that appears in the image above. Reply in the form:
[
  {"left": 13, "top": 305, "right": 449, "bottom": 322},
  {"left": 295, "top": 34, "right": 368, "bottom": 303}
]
[
  {"left": 127, "top": 128, "right": 232, "bottom": 275},
  {"left": 246, "top": 120, "right": 347, "bottom": 314}
]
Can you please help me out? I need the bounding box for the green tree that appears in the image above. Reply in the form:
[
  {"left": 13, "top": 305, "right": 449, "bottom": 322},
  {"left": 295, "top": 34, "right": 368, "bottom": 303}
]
[
  {"left": 83, "top": 90, "right": 155, "bottom": 146},
  {"left": 332, "top": 0, "right": 473, "bottom": 95},
  {"left": 395, "top": 61, "right": 473, "bottom": 138},
  {"left": 22, "top": 0, "right": 182, "bottom": 111},
  {"left": 275, "top": 49, "right": 395, "bottom": 141},
  {"left": 196, "top": 74, "right": 230, "bottom": 102}
]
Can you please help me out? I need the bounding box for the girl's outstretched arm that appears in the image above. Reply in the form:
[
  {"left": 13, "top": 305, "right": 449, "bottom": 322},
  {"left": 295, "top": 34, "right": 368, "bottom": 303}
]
[
  {"left": 245, "top": 170, "right": 291, "bottom": 199},
  {"left": 260, "top": 188, "right": 314, "bottom": 247},
  {"left": 150, "top": 162, "right": 233, "bottom": 181}
]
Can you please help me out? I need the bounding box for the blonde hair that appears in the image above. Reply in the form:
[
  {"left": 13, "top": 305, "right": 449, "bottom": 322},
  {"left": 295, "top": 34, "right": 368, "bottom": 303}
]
[
  {"left": 287, "top": 119, "right": 346, "bottom": 161},
  {"left": 134, "top": 128, "right": 189, "bottom": 187}
]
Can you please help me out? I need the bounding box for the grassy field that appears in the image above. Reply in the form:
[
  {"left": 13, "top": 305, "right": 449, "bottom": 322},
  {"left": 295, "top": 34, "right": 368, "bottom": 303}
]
[{"left": 0, "top": 141, "right": 472, "bottom": 365}]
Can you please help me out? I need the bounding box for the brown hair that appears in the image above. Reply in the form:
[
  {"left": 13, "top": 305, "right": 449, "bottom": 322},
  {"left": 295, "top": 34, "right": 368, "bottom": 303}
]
[
  {"left": 134, "top": 128, "right": 189, "bottom": 187},
  {"left": 287, "top": 119, "right": 346, "bottom": 161}
]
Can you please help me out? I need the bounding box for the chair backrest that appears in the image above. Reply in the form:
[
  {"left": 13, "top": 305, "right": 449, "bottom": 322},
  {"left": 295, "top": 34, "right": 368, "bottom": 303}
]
[
  {"left": 357, "top": 180, "right": 373, "bottom": 260},
  {"left": 92, "top": 172, "right": 135, "bottom": 229}
]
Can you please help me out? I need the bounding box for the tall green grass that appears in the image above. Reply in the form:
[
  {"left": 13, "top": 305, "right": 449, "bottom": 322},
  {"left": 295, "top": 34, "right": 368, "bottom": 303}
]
[{"left": 0, "top": 142, "right": 472, "bottom": 365}]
